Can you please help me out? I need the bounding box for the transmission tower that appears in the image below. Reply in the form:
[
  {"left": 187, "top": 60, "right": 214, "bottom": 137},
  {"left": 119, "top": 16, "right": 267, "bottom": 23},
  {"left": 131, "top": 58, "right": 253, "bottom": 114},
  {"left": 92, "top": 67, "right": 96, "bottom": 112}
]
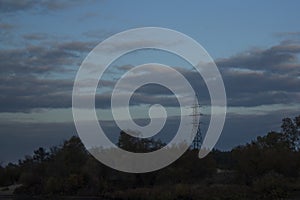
[{"left": 190, "top": 94, "right": 202, "bottom": 149}]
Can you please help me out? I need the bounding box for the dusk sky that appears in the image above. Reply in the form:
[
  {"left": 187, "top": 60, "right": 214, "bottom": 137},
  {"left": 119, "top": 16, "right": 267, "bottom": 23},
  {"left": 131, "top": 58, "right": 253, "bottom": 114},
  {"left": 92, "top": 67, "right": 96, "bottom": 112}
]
[{"left": 1, "top": 0, "right": 300, "bottom": 163}]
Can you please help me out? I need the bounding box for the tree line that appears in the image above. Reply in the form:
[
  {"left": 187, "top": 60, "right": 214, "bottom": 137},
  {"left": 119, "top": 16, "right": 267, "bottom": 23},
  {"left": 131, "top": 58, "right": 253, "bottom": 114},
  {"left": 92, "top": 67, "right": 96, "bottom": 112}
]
[{"left": 0, "top": 115, "right": 299, "bottom": 199}]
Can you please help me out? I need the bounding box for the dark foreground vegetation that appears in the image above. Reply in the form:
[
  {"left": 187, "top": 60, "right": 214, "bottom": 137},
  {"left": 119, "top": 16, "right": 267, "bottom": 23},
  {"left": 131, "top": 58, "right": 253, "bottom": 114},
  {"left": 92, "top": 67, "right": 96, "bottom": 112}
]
[{"left": 0, "top": 115, "right": 300, "bottom": 199}]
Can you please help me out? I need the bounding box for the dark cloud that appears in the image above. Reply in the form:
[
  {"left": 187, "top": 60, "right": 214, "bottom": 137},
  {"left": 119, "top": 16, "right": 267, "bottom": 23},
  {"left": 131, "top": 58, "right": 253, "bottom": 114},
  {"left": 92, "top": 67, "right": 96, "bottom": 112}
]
[
  {"left": 0, "top": 39, "right": 299, "bottom": 112},
  {"left": 227, "top": 91, "right": 299, "bottom": 107},
  {"left": 111, "top": 55, "right": 299, "bottom": 107},
  {"left": 0, "top": 0, "right": 85, "bottom": 13},
  {"left": 115, "top": 64, "right": 134, "bottom": 71},
  {"left": 0, "top": 41, "right": 94, "bottom": 75},
  {"left": 0, "top": 75, "right": 130, "bottom": 112},
  {"left": 0, "top": 22, "right": 16, "bottom": 44},
  {"left": 129, "top": 92, "right": 179, "bottom": 107},
  {"left": 57, "top": 41, "right": 94, "bottom": 52},
  {"left": 274, "top": 32, "right": 300, "bottom": 38},
  {"left": 0, "top": 40, "right": 95, "bottom": 112},
  {"left": 212, "top": 41, "right": 300, "bottom": 107},
  {"left": 94, "top": 90, "right": 179, "bottom": 109},
  {"left": 230, "top": 71, "right": 299, "bottom": 94},
  {"left": 22, "top": 33, "right": 49, "bottom": 41},
  {"left": 0, "top": 0, "right": 36, "bottom": 13},
  {"left": 217, "top": 41, "right": 300, "bottom": 74},
  {"left": 0, "top": 22, "right": 15, "bottom": 30},
  {"left": 0, "top": 47, "right": 71, "bottom": 75},
  {"left": 82, "top": 29, "right": 117, "bottom": 40},
  {"left": 0, "top": 76, "right": 73, "bottom": 112}
]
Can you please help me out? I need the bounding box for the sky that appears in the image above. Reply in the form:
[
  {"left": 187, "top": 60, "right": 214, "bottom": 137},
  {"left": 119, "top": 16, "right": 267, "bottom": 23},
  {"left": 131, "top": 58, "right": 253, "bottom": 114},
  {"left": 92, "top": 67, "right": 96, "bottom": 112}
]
[{"left": 0, "top": 0, "right": 300, "bottom": 163}]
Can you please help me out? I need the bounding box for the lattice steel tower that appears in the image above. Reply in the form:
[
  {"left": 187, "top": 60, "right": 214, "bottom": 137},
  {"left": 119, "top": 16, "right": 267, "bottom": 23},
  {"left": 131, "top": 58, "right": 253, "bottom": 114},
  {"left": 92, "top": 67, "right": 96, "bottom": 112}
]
[{"left": 191, "top": 94, "right": 202, "bottom": 149}]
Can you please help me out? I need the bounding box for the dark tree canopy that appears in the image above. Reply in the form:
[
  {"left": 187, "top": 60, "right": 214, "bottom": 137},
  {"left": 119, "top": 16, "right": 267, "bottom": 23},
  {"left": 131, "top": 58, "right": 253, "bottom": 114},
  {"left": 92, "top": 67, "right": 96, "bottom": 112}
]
[{"left": 0, "top": 115, "right": 300, "bottom": 200}]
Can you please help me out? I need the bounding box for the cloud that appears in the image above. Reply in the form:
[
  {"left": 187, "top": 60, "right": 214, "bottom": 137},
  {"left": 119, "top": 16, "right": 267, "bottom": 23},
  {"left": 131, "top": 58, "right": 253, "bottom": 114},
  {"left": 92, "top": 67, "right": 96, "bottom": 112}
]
[
  {"left": 0, "top": 38, "right": 299, "bottom": 113},
  {"left": 22, "top": 33, "right": 49, "bottom": 41},
  {"left": 0, "top": 22, "right": 15, "bottom": 30},
  {"left": 0, "top": 39, "right": 97, "bottom": 112},
  {"left": 274, "top": 32, "right": 300, "bottom": 38},
  {"left": 0, "top": 41, "right": 94, "bottom": 75},
  {"left": 105, "top": 41, "right": 299, "bottom": 108},
  {"left": 0, "top": 0, "right": 85, "bottom": 13},
  {"left": 0, "top": 22, "right": 16, "bottom": 44},
  {"left": 0, "top": 47, "right": 71, "bottom": 75},
  {"left": 213, "top": 41, "right": 300, "bottom": 107},
  {"left": 0, "top": 0, "right": 36, "bottom": 13},
  {"left": 57, "top": 41, "right": 94, "bottom": 52},
  {"left": 0, "top": 76, "right": 73, "bottom": 112},
  {"left": 217, "top": 41, "right": 300, "bottom": 73}
]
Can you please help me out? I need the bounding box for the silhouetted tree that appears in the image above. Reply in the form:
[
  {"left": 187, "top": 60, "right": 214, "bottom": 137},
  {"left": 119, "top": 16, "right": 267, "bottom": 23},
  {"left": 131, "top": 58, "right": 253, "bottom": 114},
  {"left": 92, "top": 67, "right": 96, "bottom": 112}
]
[
  {"left": 6, "top": 114, "right": 300, "bottom": 199},
  {"left": 233, "top": 115, "right": 300, "bottom": 184},
  {"left": 33, "top": 147, "right": 49, "bottom": 163},
  {"left": 281, "top": 116, "right": 300, "bottom": 150},
  {"left": 118, "top": 130, "right": 164, "bottom": 152}
]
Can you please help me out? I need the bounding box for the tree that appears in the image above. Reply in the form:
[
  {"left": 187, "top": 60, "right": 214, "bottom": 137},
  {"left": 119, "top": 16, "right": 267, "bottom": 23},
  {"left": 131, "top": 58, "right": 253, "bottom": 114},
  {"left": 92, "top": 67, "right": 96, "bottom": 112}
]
[
  {"left": 232, "top": 117, "right": 300, "bottom": 183},
  {"left": 256, "top": 131, "right": 289, "bottom": 150},
  {"left": 4, "top": 163, "right": 21, "bottom": 185},
  {"left": 0, "top": 163, "right": 4, "bottom": 186},
  {"left": 117, "top": 130, "right": 164, "bottom": 153},
  {"left": 281, "top": 117, "right": 299, "bottom": 150},
  {"left": 295, "top": 115, "right": 300, "bottom": 127},
  {"left": 33, "top": 147, "right": 49, "bottom": 163}
]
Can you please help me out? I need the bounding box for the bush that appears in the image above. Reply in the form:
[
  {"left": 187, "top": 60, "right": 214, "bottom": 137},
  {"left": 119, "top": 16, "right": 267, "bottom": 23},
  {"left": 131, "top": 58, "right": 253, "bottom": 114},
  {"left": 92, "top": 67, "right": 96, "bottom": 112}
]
[{"left": 253, "top": 171, "right": 290, "bottom": 199}]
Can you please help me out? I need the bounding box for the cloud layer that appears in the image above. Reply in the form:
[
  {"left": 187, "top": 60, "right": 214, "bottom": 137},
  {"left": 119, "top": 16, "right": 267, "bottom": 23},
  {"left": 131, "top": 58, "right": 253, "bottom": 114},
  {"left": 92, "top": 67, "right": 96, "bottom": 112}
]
[
  {"left": 0, "top": 0, "right": 84, "bottom": 13},
  {"left": 0, "top": 39, "right": 299, "bottom": 112}
]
